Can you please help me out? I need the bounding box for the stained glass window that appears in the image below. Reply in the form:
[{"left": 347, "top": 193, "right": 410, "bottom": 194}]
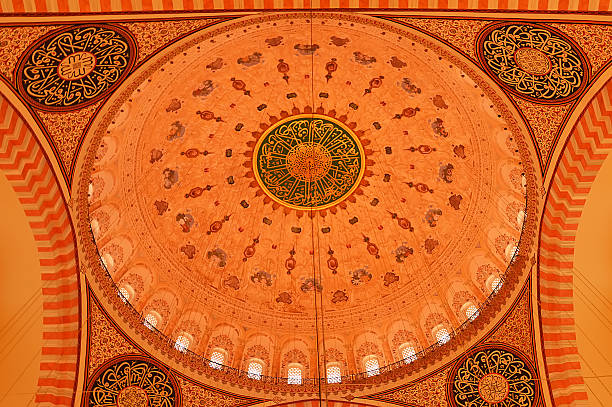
[
  {"left": 209, "top": 350, "right": 225, "bottom": 369},
  {"left": 247, "top": 361, "right": 263, "bottom": 380},
  {"left": 465, "top": 304, "right": 479, "bottom": 320},
  {"left": 364, "top": 357, "right": 380, "bottom": 376},
  {"left": 326, "top": 365, "right": 341, "bottom": 383},
  {"left": 174, "top": 335, "right": 190, "bottom": 352},
  {"left": 287, "top": 366, "right": 302, "bottom": 384},
  {"left": 401, "top": 345, "right": 417, "bottom": 363},
  {"left": 436, "top": 328, "right": 451, "bottom": 345},
  {"left": 144, "top": 313, "right": 157, "bottom": 330},
  {"left": 118, "top": 287, "right": 129, "bottom": 302}
]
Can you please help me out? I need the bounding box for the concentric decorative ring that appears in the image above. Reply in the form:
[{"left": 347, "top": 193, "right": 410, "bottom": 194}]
[
  {"left": 16, "top": 24, "right": 136, "bottom": 111},
  {"left": 477, "top": 22, "right": 589, "bottom": 103},
  {"left": 253, "top": 114, "right": 365, "bottom": 210},
  {"left": 86, "top": 356, "right": 179, "bottom": 407},
  {"left": 448, "top": 344, "right": 538, "bottom": 407}
]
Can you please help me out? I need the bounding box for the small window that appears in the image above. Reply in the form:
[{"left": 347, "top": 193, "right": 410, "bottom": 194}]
[
  {"left": 247, "top": 361, "right": 263, "bottom": 380},
  {"left": 364, "top": 357, "right": 380, "bottom": 376},
  {"left": 465, "top": 304, "right": 479, "bottom": 320},
  {"left": 401, "top": 345, "right": 417, "bottom": 363},
  {"left": 326, "top": 364, "right": 341, "bottom": 384},
  {"left": 491, "top": 277, "right": 503, "bottom": 293},
  {"left": 118, "top": 287, "right": 129, "bottom": 302},
  {"left": 144, "top": 313, "right": 158, "bottom": 330},
  {"left": 174, "top": 335, "right": 190, "bottom": 352},
  {"left": 435, "top": 327, "right": 451, "bottom": 345},
  {"left": 209, "top": 350, "right": 225, "bottom": 369},
  {"left": 287, "top": 366, "right": 302, "bottom": 384}
]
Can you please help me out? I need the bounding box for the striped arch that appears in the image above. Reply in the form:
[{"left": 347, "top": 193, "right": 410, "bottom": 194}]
[
  {"left": 0, "top": 0, "right": 610, "bottom": 13},
  {"left": 539, "top": 79, "right": 612, "bottom": 407},
  {"left": 0, "top": 94, "right": 80, "bottom": 406}
]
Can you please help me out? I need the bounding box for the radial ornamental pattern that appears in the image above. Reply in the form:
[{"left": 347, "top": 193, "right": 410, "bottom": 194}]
[
  {"left": 254, "top": 114, "right": 365, "bottom": 210},
  {"left": 17, "top": 24, "right": 135, "bottom": 110},
  {"left": 449, "top": 346, "right": 538, "bottom": 407},
  {"left": 87, "top": 357, "right": 179, "bottom": 407},
  {"left": 478, "top": 22, "right": 588, "bottom": 103},
  {"left": 83, "top": 13, "right": 536, "bottom": 379}
]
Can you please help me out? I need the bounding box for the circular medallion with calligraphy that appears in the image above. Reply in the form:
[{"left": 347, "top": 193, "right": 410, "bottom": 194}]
[
  {"left": 448, "top": 344, "right": 538, "bottom": 407},
  {"left": 86, "top": 356, "right": 179, "bottom": 407},
  {"left": 253, "top": 114, "right": 365, "bottom": 210},
  {"left": 16, "top": 24, "right": 136, "bottom": 111},
  {"left": 477, "top": 22, "right": 589, "bottom": 103}
]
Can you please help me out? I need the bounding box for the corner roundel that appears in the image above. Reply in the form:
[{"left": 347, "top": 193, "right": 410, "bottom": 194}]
[
  {"left": 86, "top": 355, "right": 180, "bottom": 407},
  {"left": 477, "top": 22, "right": 589, "bottom": 104},
  {"left": 448, "top": 344, "right": 539, "bottom": 407},
  {"left": 16, "top": 24, "right": 136, "bottom": 111}
]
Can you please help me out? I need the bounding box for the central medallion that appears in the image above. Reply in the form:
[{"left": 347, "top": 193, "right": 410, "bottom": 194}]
[{"left": 253, "top": 114, "right": 365, "bottom": 210}]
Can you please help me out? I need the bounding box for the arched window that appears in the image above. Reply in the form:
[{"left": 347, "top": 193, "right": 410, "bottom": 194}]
[
  {"left": 247, "top": 360, "right": 263, "bottom": 380},
  {"left": 491, "top": 277, "right": 503, "bottom": 293},
  {"left": 434, "top": 326, "right": 451, "bottom": 345},
  {"left": 287, "top": 365, "right": 303, "bottom": 385},
  {"left": 209, "top": 349, "right": 225, "bottom": 369},
  {"left": 326, "top": 364, "right": 341, "bottom": 384},
  {"left": 101, "top": 253, "right": 115, "bottom": 271},
  {"left": 505, "top": 244, "right": 519, "bottom": 262},
  {"left": 400, "top": 344, "right": 417, "bottom": 363},
  {"left": 143, "top": 313, "right": 158, "bottom": 330},
  {"left": 463, "top": 303, "right": 479, "bottom": 320},
  {"left": 486, "top": 275, "right": 503, "bottom": 294},
  {"left": 118, "top": 287, "right": 130, "bottom": 303},
  {"left": 364, "top": 356, "right": 380, "bottom": 376},
  {"left": 91, "top": 218, "right": 100, "bottom": 237},
  {"left": 174, "top": 335, "right": 190, "bottom": 352}
]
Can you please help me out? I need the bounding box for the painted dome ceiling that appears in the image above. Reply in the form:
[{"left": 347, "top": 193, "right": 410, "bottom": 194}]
[{"left": 84, "top": 13, "right": 535, "bottom": 381}]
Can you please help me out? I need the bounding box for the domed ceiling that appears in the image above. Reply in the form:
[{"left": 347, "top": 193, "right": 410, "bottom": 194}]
[{"left": 83, "top": 13, "right": 536, "bottom": 382}]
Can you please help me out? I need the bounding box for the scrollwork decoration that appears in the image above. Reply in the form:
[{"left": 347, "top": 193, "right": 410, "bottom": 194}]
[
  {"left": 477, "top": 23, "right": 589, "bottom": 103},
  {"left": 449, "top": 344, "right": 538, "bottom": 407},
  {"left": 17, "top": 24, "right": 136, "bottom": 111},
  {"left": 86, "top": 355, "right": 180, "bottom": 407},
  {"left": 253, "top": 114, "right": 365, "bottom": 210}
]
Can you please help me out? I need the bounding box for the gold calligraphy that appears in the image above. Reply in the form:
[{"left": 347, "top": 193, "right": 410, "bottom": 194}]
[
  {"left": 253, "top": 114, "right": 365, "bottom": 210},
  {"left": 18, "top": 25, "right": 134, "bottom": 110},
  {"left": 88, "top": 357, "right": 178, "bottom": 407},
  {"left": 479, "top": 23, "right": 587, "bottom": 102},
  {"left": 451, "top": 347, "right": 537, "bottom": 407}
]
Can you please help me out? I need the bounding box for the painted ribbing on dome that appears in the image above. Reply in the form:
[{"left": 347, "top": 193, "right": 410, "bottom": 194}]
[
  {"left": 539, "top": 79, "right": 612, "bottom": 407},
  {"left": 0, "top": 95, "right": 80, "bottom": 406}
]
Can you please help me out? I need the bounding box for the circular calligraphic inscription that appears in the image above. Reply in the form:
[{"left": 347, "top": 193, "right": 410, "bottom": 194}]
[
  {"left": 57, "top": 51, "right": 97, "bottom": 80},
  {"left": 253, "top": 114, "right": 365, "bottom": 210},
  {"left": 117, "top": 386, "right": 149, "bottom": 407},
  {"left": 449, "top": 346, "right": 537, "bottom": 407},
  {"left": 513, "top": 47, "right": 551, "bottom": 76},
  {"left": 87, "top": 357, "right": 179, "bottom": 407},
  {"left": 478, "top": 23, "right": 588, "bottom": 103},
  {"left": 17, "top": 24, "right": 135, "bottom": 111},
  {"left": 478, "top": 373, "right": 510, "bottom": 403}
]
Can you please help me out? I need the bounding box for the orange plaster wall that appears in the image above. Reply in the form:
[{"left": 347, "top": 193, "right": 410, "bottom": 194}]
[
  {"left": 0, "top": 172, "right": 42, "bottom": 405},
  {"left": 574, "top": 154, "right": 612, "bottom": 406}
]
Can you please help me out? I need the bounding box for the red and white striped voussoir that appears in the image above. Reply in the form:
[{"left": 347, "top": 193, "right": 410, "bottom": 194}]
[
  {"left": 0, "top": 0, "right": 611, "bottom": 14},
  {"left": 0, "top": 94, "right": 80, "bottom": 406},
  {"left": 539, "top": 79, "right": 612, "bottom": 407}
]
